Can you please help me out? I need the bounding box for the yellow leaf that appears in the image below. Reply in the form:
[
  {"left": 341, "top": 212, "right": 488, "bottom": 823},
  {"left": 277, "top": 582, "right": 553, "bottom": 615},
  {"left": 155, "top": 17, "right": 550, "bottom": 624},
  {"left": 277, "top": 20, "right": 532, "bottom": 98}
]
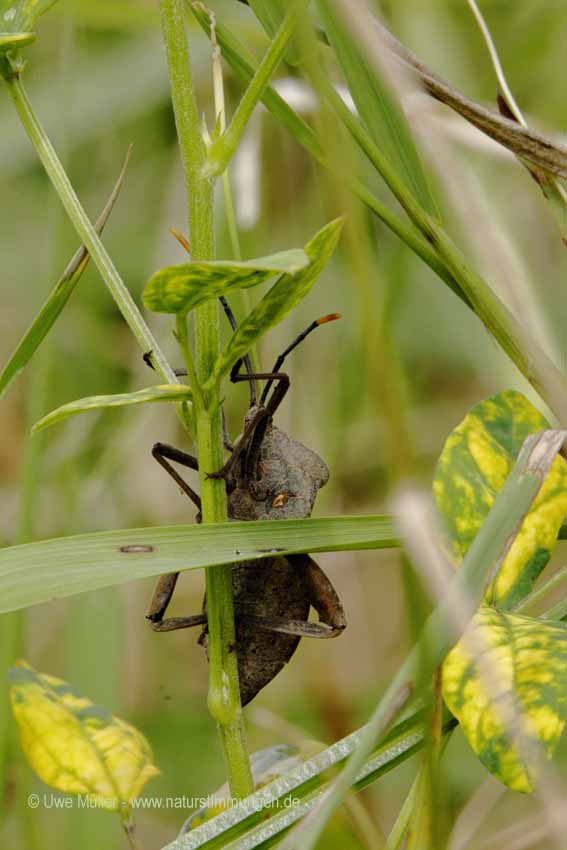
[
  {"left": 443, "top": 608, "right": 567, "bottom": 792},
  {"left": 10, "top": 661, "right": 159, "bottom": 809}
]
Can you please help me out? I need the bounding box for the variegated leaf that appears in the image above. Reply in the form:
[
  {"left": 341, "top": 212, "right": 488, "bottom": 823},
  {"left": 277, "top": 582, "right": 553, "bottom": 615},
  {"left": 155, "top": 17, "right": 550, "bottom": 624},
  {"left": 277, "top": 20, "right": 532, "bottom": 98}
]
[
  {"left": 433, "top": 390, "right": 567, "bottom": 607},
  {"left": 10, "top": 661, "right": 159, "bottom": 807},
  {"left": 209, "top": 218, "right": 343, "bottom": 386},
  {"left": 443, "top": 607, "right": 567, "bottom": 792},
  {"left": 143, "top": 248, "right": 309, "bottom": 314}
]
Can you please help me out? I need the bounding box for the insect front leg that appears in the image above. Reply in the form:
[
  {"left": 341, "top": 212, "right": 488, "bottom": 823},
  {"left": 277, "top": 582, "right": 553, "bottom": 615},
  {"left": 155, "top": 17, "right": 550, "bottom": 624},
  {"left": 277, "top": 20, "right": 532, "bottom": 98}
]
[
  {"left": 152, "top": 442, "right": 201, "bottom": 511},
  {"left": 147, "top": 573, "right": 206, "bottom": 632},
  {"left": 148, "top": 443, "right": 205, "bottom": 632}
]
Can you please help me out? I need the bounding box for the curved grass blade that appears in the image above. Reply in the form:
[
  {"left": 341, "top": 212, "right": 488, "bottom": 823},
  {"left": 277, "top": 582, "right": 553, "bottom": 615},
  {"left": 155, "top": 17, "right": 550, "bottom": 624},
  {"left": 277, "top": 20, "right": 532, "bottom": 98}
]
[
  {"left": 0, "top": 148, "right": 131, "bottom": 399},
  {"left": 316, "top": 0, "right": 439, "bottom": 218},
  {"left": 0, "top": 515, "right": 396, "bottom": 614},
  {"left": 143, "top": 248, "right": 309, "bottom": 314},
  {"left": 209, "top": 218, "right": 342, "bottom": 385},
  {"left": 380, "top": 21, "right": 567, "bottom": 181},
  {"left": 163, "top": 712, "right": 457, "bottom": 850},
  {"left": 465, "top": 0, "right": 567, "bottom": 245},
  {"left": 32, "top": 384, "right": 193, "bottom": 433}
]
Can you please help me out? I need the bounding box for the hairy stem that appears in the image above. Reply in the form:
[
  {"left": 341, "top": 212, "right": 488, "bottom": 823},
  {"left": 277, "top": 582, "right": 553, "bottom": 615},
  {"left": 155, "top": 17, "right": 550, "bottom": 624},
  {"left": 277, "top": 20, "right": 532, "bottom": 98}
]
[{"left": 158, "top": 0, "right": 253, "bottom": 798}]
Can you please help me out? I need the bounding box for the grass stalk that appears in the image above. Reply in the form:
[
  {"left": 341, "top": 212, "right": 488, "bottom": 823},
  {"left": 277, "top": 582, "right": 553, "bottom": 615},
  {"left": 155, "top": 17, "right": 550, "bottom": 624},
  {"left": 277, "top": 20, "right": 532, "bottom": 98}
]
[
  {"left": 3, "top": 73, "right": 176, "bottom": 386},
  {"left": 158, "top": 0, "right": 253, "bottom": 798}
]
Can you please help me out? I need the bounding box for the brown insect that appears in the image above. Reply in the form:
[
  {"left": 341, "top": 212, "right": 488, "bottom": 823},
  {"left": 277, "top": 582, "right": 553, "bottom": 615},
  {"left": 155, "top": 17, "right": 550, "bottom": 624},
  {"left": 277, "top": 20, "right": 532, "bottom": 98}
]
[{"left": 146, "top": 305, "right": 346, "bottom": 705}]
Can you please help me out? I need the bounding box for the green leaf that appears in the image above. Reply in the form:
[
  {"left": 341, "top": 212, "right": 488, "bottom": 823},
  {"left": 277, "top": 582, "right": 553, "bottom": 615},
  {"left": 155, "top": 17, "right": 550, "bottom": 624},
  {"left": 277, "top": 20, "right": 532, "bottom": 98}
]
[
  {"left": 0, "top": 31, "right": 35, "bottom": 53},
  {"left": 142, "top": 249, "right": 309, "bottom": 315},
  {"left": 0, "top": 515, "right": 396, "bottom": 614},
  {"left": 32, "top": 384, "right": 193, "bottom": 433},
  {"left": 433, "top": 390, "right": 567, "bottom": 608},
  {"left": 10, "top": 660, "right": 159, "bottom": 807},
  {"left": 0, "top": 150, "right": 129, "bottom": 399},
  {"left": 443, "top": 607, "right": 567, "bottom": 793},
  {"left": 316, "top": 0, "right": 438, "bottom": 218},
  {"left": 209, "top": 218, "right": 342, "bottom": 385}
]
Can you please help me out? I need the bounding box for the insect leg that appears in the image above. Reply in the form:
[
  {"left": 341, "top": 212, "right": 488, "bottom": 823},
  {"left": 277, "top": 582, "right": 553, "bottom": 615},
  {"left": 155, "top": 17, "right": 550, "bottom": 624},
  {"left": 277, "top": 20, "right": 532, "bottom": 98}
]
[
  {"left": 147, "top": 573, "right": 206, "bottom": 632},
  {"left": 245, "top": 555, "right": 346, "bottom": 639},
  {"left": 152, "top": 442, "right": 201, "bottom": 511}
]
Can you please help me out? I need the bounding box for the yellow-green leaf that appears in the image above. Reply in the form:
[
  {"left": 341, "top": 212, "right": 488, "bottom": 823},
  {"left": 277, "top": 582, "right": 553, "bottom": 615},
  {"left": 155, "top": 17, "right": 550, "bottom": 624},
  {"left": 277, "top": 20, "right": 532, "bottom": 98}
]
[
  {"left": 433, "top": 390, "right": 567, "bottom": 607},
  {"left": 208, "top": 218, "right": 343, "bottom": 387},
  {"left": 0, "top": 31, "right": 35, "bottom": 53},
  {"left": 32, "top": 384, "right": 192, "bottom": 433},
  {"left": 443, "top": 607, "right": 567, "bottom": 793},
  {"left": 143, "top": 248, "right": 309, "bottom": 314},
  {"left": 10, "top": 661, "right": 159, "bottom": 807}
]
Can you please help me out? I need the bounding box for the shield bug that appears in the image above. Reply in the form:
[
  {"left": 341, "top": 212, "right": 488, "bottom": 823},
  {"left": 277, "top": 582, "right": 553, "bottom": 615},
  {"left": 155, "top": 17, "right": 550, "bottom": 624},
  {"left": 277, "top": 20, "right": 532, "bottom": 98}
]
[{"left": 146, "top": 305, "right": 346, "bottom": 706}]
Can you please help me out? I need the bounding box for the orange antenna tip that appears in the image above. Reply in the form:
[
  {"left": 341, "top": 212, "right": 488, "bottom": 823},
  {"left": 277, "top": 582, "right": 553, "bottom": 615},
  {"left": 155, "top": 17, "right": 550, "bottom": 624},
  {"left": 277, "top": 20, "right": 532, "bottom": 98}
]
[{"left": 316, "top": 313, "right": 342, "bottom": 326}]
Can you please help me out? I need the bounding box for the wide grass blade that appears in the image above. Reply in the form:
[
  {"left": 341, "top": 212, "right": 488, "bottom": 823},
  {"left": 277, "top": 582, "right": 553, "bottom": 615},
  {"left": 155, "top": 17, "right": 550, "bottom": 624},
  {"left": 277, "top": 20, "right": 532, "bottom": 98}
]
[
  {"left": 32, "top": 384, "right": 193, "bottom": 433},
  {"left": 316, "top": 0, "right": 438, "bottom": 218},
  {"left": 0, "top": 149, "right": 130, "bottom": 399},
  {"left": 0, "top": 515, "right": 397, "bottom": 614}
]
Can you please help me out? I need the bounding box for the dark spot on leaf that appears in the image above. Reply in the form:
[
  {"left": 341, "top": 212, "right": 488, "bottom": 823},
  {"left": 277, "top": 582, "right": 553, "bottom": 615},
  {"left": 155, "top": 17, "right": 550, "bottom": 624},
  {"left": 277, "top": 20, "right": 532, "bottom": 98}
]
[{"left": 119, "top": 544, "right": 155, "bottom": 554}]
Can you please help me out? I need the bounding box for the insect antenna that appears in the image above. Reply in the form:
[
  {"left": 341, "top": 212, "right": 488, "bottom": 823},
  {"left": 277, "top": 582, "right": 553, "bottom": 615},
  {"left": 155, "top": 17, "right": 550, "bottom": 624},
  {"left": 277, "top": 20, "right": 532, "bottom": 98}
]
[
  {"left": 259, "top": 313, "right": 341, "bottom": 406},
  {"left": 219, "top": 296, "right": 257, "bottom": 405}
]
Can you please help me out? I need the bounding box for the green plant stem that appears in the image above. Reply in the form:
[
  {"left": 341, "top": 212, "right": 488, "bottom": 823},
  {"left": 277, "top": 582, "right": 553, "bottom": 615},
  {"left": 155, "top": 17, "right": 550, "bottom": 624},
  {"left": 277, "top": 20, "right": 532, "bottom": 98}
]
[
  {"left": 206, "top": 1, "right": 306, "bottom": 177},
  {"left": 158, "top": 0, "right": 253, "bottom": 798},
  {"left": 3, "top": 74, "right": 176, "bottom": 387},
  {"left": 310, "top": 52, "right": 567, "bottom": 426}
]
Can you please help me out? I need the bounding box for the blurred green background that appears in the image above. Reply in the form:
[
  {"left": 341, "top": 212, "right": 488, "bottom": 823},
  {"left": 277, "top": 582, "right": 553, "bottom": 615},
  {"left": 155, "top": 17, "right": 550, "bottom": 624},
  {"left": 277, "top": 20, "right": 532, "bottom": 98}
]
[{"left": 1, "top": 1, "right": 567, "bottom": 847}]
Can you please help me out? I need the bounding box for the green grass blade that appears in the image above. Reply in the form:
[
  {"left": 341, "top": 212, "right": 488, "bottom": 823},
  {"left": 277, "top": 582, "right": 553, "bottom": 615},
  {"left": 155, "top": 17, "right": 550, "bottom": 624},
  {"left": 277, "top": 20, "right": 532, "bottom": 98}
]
[
  {"left": 0, "top": 515, "right": 397, "bottom": 614},
  {"left": 162, "top": 712, "right": 456, "bottom": 850},
  {"left": 0, "top": 149, "right": 130, "bottom": 400},
  {"left": 143, "top": 248, "right": 309, "bottom": 314},
  {"left": 32, "top": 384, "right": 193, "bottom": 433},
  {"left": 316, "top": 0, "right": 438, "bottom": 218}
]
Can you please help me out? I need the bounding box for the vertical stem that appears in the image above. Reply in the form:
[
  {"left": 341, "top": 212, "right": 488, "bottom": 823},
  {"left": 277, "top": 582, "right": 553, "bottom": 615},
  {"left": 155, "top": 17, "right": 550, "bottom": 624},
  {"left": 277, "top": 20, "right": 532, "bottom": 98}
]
[{"left": 158, "top": 0, "right": 253, "bottom": 797}]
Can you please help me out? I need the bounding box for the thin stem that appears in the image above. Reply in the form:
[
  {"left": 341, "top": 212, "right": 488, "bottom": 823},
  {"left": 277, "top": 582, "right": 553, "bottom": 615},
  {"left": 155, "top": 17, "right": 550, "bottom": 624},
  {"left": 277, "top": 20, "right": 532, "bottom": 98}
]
[
  {"left": 205, "top": 1, "right": 306, "bottom": 177},
  {"left": 159, "top": 0, "right": 253, "bottom": 798},
  {"left": 120, "top": 809, "right": 143, "bottom": 850},
  {"left": 3, "top": 74, "right": 176, "bottom": 387},
  {"left": 312, "top": 55, "right": 567, "bottom": 425},
  {"left": 513, "top": 564, "right": 567, "bottom": 616}
]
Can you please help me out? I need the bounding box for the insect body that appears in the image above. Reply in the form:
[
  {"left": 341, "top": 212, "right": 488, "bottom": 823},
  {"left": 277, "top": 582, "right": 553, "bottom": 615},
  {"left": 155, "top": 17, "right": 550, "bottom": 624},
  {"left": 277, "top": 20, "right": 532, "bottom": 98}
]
[{"left": 147, "top": 312, "right": 346, "bottom": 705}]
